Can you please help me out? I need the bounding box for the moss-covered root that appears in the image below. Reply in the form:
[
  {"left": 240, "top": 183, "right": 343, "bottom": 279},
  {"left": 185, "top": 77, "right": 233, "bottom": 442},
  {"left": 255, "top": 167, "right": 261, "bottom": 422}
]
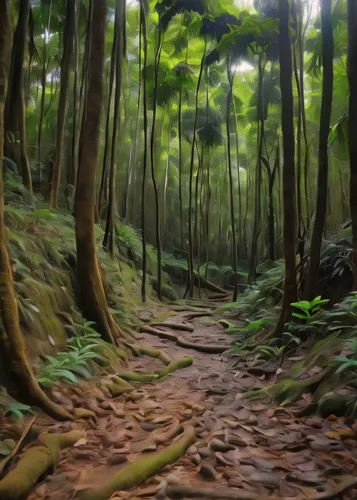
[
  {"left": 157, "top": 356, "right": 193, "bottom": 378},
  {"left": 117, "top": 372, "right": 160, "bottom": 383},
  {"left": 79, "top": 425, "right": 196, "bottom": 500},
  {"left": 132, "top": 345, "right": 172, "bottom": 366},
  {"left": 176, "top": 336, "right": 228, "bottom": 354},
  {"left": 140, "top": 325, "right": 177, "bottom": 342},
  {"left": 0, "top": 430, "right": 84, "bottom": 500}
]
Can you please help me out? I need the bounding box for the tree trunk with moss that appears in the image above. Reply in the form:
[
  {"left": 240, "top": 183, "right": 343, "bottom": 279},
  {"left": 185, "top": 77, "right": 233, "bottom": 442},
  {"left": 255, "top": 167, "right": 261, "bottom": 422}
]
[
  {"left": 0, "top": 0, "right": 70, "bottom": 421},
  {"left": 348, "top": 0, "right": 357, "bottom": 290},
  {"left": 75, "top": 0, "right": 120, "bottom": 344},
  {"left": 4, "top": 0, "right": 32, "bottom": 194},
  {"left": 273, "top": 0, "right": 298, "bottom": 336}
]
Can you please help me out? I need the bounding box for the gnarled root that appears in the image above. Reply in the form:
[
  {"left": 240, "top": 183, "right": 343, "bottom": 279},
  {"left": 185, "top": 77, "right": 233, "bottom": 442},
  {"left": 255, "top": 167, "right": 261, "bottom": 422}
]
[
  {"left": 0, "top": 430, "right": 84, "bottom": 500},
  {"left": 131, "top": 345, "right": 172, "bottom": 366},
  {"left": 79, "top": 425, "right": 196, "bottom": 500},
  {"left": 176, "top": 336, "right": 228, "bottom": 354},
  {"left": 150, "top": 322, "right": 194, "bottom": 333},
  {"left": 141, "top": 325, "right": 228, "bottom": 355}
]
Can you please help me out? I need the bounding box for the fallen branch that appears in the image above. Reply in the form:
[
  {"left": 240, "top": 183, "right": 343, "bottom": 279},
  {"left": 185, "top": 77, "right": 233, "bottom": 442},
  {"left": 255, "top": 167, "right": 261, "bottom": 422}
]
[
  {"left": 79, "top": 425, "right": 196, "bottom": 500},
  {"left": 0, "top": 416, "right": 37, "bottom": 476},
  {"left": 0, "top": 430, "right": 84, "bottom": 500}
]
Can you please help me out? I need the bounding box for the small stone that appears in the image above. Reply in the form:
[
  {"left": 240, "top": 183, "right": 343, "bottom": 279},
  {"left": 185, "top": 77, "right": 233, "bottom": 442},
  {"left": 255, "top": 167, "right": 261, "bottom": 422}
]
[
  {"left": 191, "top": 454, "right": 201, "bottom": 465},
  {"left": 187, "top": 445, "right": 198, "bottom": 455},
  {"left": 209, "top": 438, "right": 234, "bottom": 452}
]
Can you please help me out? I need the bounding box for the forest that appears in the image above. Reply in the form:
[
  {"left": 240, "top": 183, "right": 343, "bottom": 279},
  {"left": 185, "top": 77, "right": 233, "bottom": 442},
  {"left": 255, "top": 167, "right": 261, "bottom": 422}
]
[{"left": 0, "top": 0, "right": 357, "bottom": 498}]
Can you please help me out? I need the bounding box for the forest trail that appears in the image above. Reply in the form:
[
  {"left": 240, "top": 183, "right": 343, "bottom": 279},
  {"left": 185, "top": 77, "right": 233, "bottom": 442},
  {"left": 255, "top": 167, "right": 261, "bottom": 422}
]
[{"left": 9, "top": 304, "right": 357, "bottom": 500}]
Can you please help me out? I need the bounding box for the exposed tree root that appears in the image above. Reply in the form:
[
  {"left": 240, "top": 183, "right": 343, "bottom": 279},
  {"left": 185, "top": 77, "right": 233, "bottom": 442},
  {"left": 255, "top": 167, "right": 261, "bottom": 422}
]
[
  {"left": 150, "top": 321, "right": 195, "bottom": 332},
  {"left": 131, "top": 344, "right": 172, "bottom": 366},
  {"left": 141, "top": 325, "right": 228, "bottom": 354},
  {"left": 131, "top": 418, "right": 181, "bottom": 452},
  {"left": 171, "top": 305, "right": 213, "bottom": 313},
  {"left": 79, "top": 425, "right": 196, "bottom": 500},
  {"left": 0, "top": 430, "right": 84, "bottom": 500},
  {"left": 117, "top": 372, "right": 160, "bottom": 383},
  {"left": 140, "top": 325, "right": 178, "bottom": 341},
  {"left": 157, "top": 356, "right": 193, "bottom": 377},
  {"left": 101, "top": 376, "right": 135, "bottom": 396},
  {"left": 176, "top": 336, "right": 228, "bottom": 354},
  {"left": 184, "top": 311, "right": 213, "bottom": 320}
]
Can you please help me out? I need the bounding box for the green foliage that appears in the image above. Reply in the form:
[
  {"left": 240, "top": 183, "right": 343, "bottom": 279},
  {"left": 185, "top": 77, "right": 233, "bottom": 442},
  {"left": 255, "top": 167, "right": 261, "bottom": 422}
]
[
  {"left": 38, "top": 321, "right": 116, "bottom": 388},
  {"left": 291, "top": 296, "right": 330, "bottom": 321},
  {"left": 3, "top": 403, "right": 36, "bottom": 424}
]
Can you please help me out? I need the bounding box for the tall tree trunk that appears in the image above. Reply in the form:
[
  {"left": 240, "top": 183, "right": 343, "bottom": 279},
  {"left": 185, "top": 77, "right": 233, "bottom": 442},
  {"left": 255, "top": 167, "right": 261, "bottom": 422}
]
[
  {"left": 37, "top": 0, "right": 52, "bottom": 165},
  {"left": 273, "top": 0, "right": 298, "bottom": 336},
  {"left": 67, "top": 2, "right": 80, "bottom": 209},
  {"left": 50, "top": 0, "right": 75, "bottom": 208},
  {"left": 0, "top": 0, "right": 70, "bottom": 421},
  {"left": 98, "top": 6, "right": 119, "bottom": 218},
  {"left": 226, "top": 60, "right": 238, "bottom": 302},
  {"left": 75, "top": 0, "right": 120, "bottom": 344},
  {"left": 149, "top": 29, "right": 164, "bottom": 300},
  {"left": 249, "top": 55, "right": 265, "bottom": 283},
  {"left": 187, "top": 45, "right": 205, "bottom": 298},
  {"left": 103, "top": 0, "right": 125, "bottom": 254},
  {"left": 304, "top": 0, "right": 334, "bottom": 300},
  {"left": 140, "top": 0, "right": 148, "bottom": 302},
  {"left": 348, "top": 0, "right": 357, "bottom": 290},
  {"left": 4, "top": 0, "right": 32, "bottom": 194}
]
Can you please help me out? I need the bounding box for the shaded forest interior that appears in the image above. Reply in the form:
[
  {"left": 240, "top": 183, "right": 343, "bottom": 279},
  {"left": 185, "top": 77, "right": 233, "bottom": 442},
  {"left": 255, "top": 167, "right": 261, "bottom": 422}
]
[{"left": 1, "top": 0, "right": 357, "bottom": 499}]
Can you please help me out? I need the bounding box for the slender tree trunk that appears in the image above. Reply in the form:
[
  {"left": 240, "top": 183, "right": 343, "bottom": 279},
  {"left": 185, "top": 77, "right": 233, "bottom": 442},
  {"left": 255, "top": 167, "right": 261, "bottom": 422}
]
[
  {"left": 99, "top": 7, "right": 119, "bottom": 217},
  {"left": 67, "top": 2, "right": 80, "bottom": 209},
  {"left": 163, "top": 108, "right": 172, "bottom": 242},
  {"left": 75, "top": 0, "right": 120, "bottom": 344},
  {"left": 348, "top": 0, "right": 357, "bottom": 290},
  {"left": 140, "top": 0, "right": 148, "bottom": 302},
  {"left": 249, "top": 55, "right": 265, "bottom": 283},
  {"left": 0, "top": 0, "right": 70, "bottom": 421},
  {"left": 304, "top": 0, "right": 334, "bottom": 300},
  {"left": 149, "top": 30, "right": 164, "bottom": 300},
  {"left": 273, "top": 0, "right": 298, "bottom": 336},
  {"left": 4, "top": 0, "right": 32, "bottom": 194},
  {"left": 37, "top": 0, "right": 52, "bottom": 165},
  {"left": 126, "top": 18, "right": 142, "bottom": 225},
  {"left": 226, "top": 60, "right": 238, "bottom": 301},
  {"left": 104, "top": 0, "right": 125, "bottom": 254},
  {"left": 187, "top": 44, "right": 206, "bottom": 298},
  {"left": 50, "top": 0, "right": 75, "bottom": 208}
]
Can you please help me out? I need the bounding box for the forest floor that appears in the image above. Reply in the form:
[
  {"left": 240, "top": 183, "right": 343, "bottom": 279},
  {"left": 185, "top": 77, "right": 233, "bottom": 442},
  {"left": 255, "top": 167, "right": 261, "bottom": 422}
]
[{"left": 5, "top": 303, "right": 357, "bottom": 500}]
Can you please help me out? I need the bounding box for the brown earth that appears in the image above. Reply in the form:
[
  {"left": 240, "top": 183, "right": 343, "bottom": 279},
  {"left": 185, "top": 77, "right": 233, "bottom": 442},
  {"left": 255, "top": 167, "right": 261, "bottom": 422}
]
[{"left": 2, "top": 304, "right": 357, "bottom": 500}]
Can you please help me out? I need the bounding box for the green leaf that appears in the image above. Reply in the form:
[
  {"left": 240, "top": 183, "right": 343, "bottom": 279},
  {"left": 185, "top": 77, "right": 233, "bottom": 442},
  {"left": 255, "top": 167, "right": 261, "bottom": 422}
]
[{"left": 291, "top": 300, "right": 311, "bottom": 311}]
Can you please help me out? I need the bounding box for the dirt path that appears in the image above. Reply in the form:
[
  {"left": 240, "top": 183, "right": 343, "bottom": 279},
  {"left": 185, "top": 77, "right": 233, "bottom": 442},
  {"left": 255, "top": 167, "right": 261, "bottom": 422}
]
[{"left": 6, "top": 306, "right": 357, "bottom": 499}]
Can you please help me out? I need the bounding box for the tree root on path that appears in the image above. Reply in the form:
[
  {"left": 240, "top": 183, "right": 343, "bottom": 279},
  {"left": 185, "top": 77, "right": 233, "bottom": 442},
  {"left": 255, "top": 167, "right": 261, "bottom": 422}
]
[
  {"left": 150, "top": 321, "right": 195, "bottom": 332},
  {"left": 79, "top": 425, "right": 196, "bottom": 500},
  {"left": 0, "top": 430, "right": 84, "bottom": 500},
  {"left": 176, "top": 336, "right": 228, "bottom": 354},
  {"left": 141, "top": 325, "right": 229, "bottom": 354},
  {"left": 131, "top": 417, "right": 181, "bottom": 452}
]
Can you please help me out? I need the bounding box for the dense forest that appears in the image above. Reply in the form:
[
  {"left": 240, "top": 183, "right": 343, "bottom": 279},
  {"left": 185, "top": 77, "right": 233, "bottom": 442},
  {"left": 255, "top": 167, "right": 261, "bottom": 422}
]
[{"left": 1, "top": 0, "right": 357, "bottom": 499}]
